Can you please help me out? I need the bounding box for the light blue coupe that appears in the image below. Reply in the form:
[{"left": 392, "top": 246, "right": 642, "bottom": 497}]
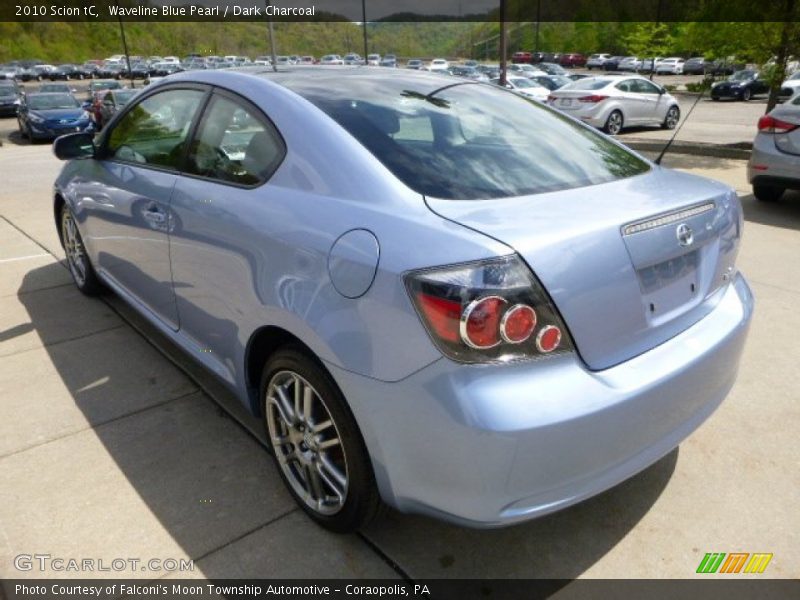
[{"left": 52, "top": 67, "right": 753, "bottom": 532}]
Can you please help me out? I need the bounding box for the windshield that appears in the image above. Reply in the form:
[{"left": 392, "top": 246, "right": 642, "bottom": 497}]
[
  {"left": 29, "top": 94, "right": 79, "bottom": 110},
  {"left": 510, "top": 78, "right": 535, "bottom": 88},
  {"left": 789, "top": 72, "right": 800, "bottom": 81},
  {"left": 0, "top": 84, "right": 16, "bottom": 95},
  {"left": 289, "top": 77, "right": 650, "bottom": 200},
  {"left": 730, "top": 71, "right": 755, "bottom": 81}
]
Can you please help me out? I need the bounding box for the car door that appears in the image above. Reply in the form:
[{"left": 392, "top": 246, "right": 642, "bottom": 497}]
[
  {"left": 614, "top": 79, "right": 646, "bottom": 123},
  {"left": 78, "top": 85, "right": 207, "bottom": 329},
  {"left": 630, "top": 78, "right": 666, "bottom": 124},
  {"left": 167, "top": 89, "right": 286, "bottom": 382}
]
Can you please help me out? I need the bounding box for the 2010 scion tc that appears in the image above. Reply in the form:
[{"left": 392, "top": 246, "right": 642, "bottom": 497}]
[{"left": 51, "top": 67, "right": 753, "bottom": 532}]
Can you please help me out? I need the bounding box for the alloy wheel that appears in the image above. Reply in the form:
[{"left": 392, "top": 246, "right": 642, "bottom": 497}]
[
  {"left": 606, "top": 111, "right": 623, "bottom": 135},
  {"left": 665, "top": 106, "right": 680, "bottom": 129},
  {"left": 265, "top": 370, "right": 348, "bottom": 515},
  {"left": 62, "top": 210, "right": 87, "bottom": 287}
]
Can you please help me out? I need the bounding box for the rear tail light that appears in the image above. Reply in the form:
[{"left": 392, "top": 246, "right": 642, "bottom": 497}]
[
  {"left": 578, "top": 95, "right": 608, "bottom": 103},
  {"left": 757, "top": 114, "right": 799, "bottom": 134},
  {"left": 405, "top": 256, "right": 573, "bottom": 363}
]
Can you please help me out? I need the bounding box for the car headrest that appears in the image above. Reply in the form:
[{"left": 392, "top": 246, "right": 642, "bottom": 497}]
[
  {"left": 358, "top": 103, "right": 400, "bottom": 135},
  {"left": 243, "top": 131, "right": 280, "bottom": 177}
]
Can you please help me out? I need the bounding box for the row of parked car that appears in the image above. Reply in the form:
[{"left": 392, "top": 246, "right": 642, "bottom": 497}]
[{"left": 2, "top": 77, "right": 152, "bottom": 141}]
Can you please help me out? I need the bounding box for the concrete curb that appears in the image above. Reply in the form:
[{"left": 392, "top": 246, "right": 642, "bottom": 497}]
[{"left": 623, "top": 138, "right": 752, "bottom": 160}]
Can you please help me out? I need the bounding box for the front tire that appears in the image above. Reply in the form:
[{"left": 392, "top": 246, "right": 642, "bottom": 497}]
[
  {"left": 61, "top": 206, "right": 102, "bottom": 295},
  {"left": 603, "top": 110, "right": 623, "bottom": 135},
  {"left": 742, "top": 87, "right": 752, "bottom": 101},
  {"left": 662, "top": 105, "right": 680, "bottom": 129},
  {"left": 261, "top": 348, "right": 380, "bottom": 533},
  {"left": 753, "top": 184, "right": 784, "bottom": 202}
]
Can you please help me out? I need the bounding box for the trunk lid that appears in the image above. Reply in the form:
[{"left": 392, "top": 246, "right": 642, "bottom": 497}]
[{"left": 425, "top": 167, "right": 742, "bottom": 370}]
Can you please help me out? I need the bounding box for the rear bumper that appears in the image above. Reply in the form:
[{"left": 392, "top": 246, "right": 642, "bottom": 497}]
[
  {"left": 329, "top": 274, "right": 753, "bottom": 527},
  {"left": 747, "top": 134, "right": 800, "bottom": 186}
]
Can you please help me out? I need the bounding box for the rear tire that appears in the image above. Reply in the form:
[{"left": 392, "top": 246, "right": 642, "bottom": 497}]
[
  {"left": 260, "top": 347, "right": 381, "bottom": 533},
  {"left": 603, "top": 110, "right": 623, "bottom": 135},
  {"left": 753, "top": 184, "right": 784, "bottom": 202}
]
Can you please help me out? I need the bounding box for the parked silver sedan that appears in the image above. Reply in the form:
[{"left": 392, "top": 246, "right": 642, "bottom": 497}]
[
  {"left": 548, "top": 75, "right": 680, "bottom": 135},
  {"left": 747, "top": 91, "right": 800, "bottom": 201}
]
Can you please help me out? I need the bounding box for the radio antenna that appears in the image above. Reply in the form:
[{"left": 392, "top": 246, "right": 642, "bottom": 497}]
[{"left": 655, "top": 84, "right": 707, "bottom": 165}]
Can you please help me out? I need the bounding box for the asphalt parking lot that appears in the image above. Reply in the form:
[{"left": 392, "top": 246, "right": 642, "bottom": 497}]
[{"left": 0, "top": 107, "right": 798, "bottom": 582}]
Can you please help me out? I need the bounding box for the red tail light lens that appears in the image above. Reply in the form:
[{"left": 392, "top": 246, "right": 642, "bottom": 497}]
[
  {"left": 462, "top": 296, "right": 506, "bottom": 348},
  {"left": 405, "top": 256, "right": 573, "bottom": 363},
  {"left": 536, "top": 325, "right": 562, "bottom": 353},
  {"left": 578, "top": 95, "right": 608, "bottom": 103},
  {"left": 757, "top": 114, "right": 799, "bottom": 134},
  {"left": 501, "top": 304, "right": 537, "bottom": 344}
]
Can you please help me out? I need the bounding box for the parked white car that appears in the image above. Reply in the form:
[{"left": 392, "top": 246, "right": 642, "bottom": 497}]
[
  {"left": 367, "top": 54, "right": 381, "bottom": 66},
  {"left": 493, "top": 76, "right": 550, "bottom": 102},
  {"left": 548, "top": 75, "right": 681, "bottom": 135},
  {"left": 320, "top": 55, "right": 344, "bottom": 65},
  {"left": 586, "top": 54, "right": 612, "bottom": 70},
  {"left": 656, "top": 57, "right": 686, "bottom": 75},
  {"left": 429, "top": 59, "right": 450, "bottom": 72},
  {"left": 780, "top": 71, "right": 800, "bottom": 97}
]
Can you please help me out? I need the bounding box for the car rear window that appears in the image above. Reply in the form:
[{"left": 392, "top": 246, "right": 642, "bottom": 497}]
[
  {"left": 286, "top": 76, "right": 650, "bottom": 200},
  {"left": 564, "top": 78, "right": 613, "bottom": 90}
]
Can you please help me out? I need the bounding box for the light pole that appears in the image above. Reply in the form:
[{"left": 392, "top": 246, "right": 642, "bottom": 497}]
[{"left": 116, "top": 13, "right": 134, "bottom": 89}]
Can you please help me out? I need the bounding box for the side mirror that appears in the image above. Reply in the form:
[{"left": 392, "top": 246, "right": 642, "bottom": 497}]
[{"left": 53, "top": 132, "right": 95, "bottom": 160}]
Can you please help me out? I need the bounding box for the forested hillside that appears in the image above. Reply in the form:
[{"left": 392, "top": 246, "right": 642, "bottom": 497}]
[{"left": 0, "top": 21, "right": 473, "bottom": 62}]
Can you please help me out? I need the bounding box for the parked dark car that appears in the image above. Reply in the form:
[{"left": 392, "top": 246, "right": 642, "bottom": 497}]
[
  {"left": 379, "top": 54, "right": 397, "bottom": 67},
  {"left": 683, "top": 57, "right": 708, "bottom": 75},
  {"left": 603, "top": 56, "right": 625, "bottom": 71},
  {"left": 17, "top": 92, "right": 92, "bottom": 141},
  {"left": 709, "top": 59, "right": 745, "bottom": 76},
  {"left": 530, "top": 74, "right": 572, "bottom": 90},
  {"left": 711, "top": 70, "right": 770, "bottom": 101},
  {"left": 39, "top": 83, "right": 75, "bottom": 95},
  {"left": 512, "top": 51, "right": 533, "bottom": 64},
  {"left": 49, "top": 64, "right": 90, "bottom": 81},
  {"left": 93, "top": 88, "right": 139, "bottom": 130},
  {"left": 97, "top": 64, "right": 124, "bottom": 79},
  {"left": 149, "top": 62, "right": 183, "bottom": 77},
  {"left": 537, "top": 62, "right": 569, "bottom": 76},
  {"left": 86, "top": 79, "right": 123, "bottom": 101},
  {"left": 122, "top": 62, "right": 150, "bottom": 79},
  {"left": 0, "top": 80, "right": 23, "bottom": 116},
  {"left": 559, "top": 53, "right": 587, "bottom": 68},
  {"left": 29, "top": 65, "right": 55, "bottom": 81}
]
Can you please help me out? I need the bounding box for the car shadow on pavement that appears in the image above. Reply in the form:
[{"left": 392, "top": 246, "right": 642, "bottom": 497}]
[
  {"left": 14, "top": 261, "right": 679, "bottom": 581},
  {"left": 740, "top": 191, "right": 800, "bottom": 231}
]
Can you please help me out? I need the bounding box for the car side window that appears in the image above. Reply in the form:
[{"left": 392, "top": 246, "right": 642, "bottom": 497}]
[
  {"left": 633, "top": 79, "right": 661, "bottom": 94},
  {"left": 106, "top": 88, "right": 204, "bottom": 170},
  {"left": 185, "top": 94, "right": 284, "bottom": 186},
  {"left": 616, "top": 80, "right": 633, "bottom": 92}
]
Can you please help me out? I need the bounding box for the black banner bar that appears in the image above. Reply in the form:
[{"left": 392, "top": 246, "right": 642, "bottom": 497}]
[
  {"left": 2, "top": 579, "right": 800, "bottom": 600},
  {"left": 1, "top": 0, "right": 799, "bottom": 23}
]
